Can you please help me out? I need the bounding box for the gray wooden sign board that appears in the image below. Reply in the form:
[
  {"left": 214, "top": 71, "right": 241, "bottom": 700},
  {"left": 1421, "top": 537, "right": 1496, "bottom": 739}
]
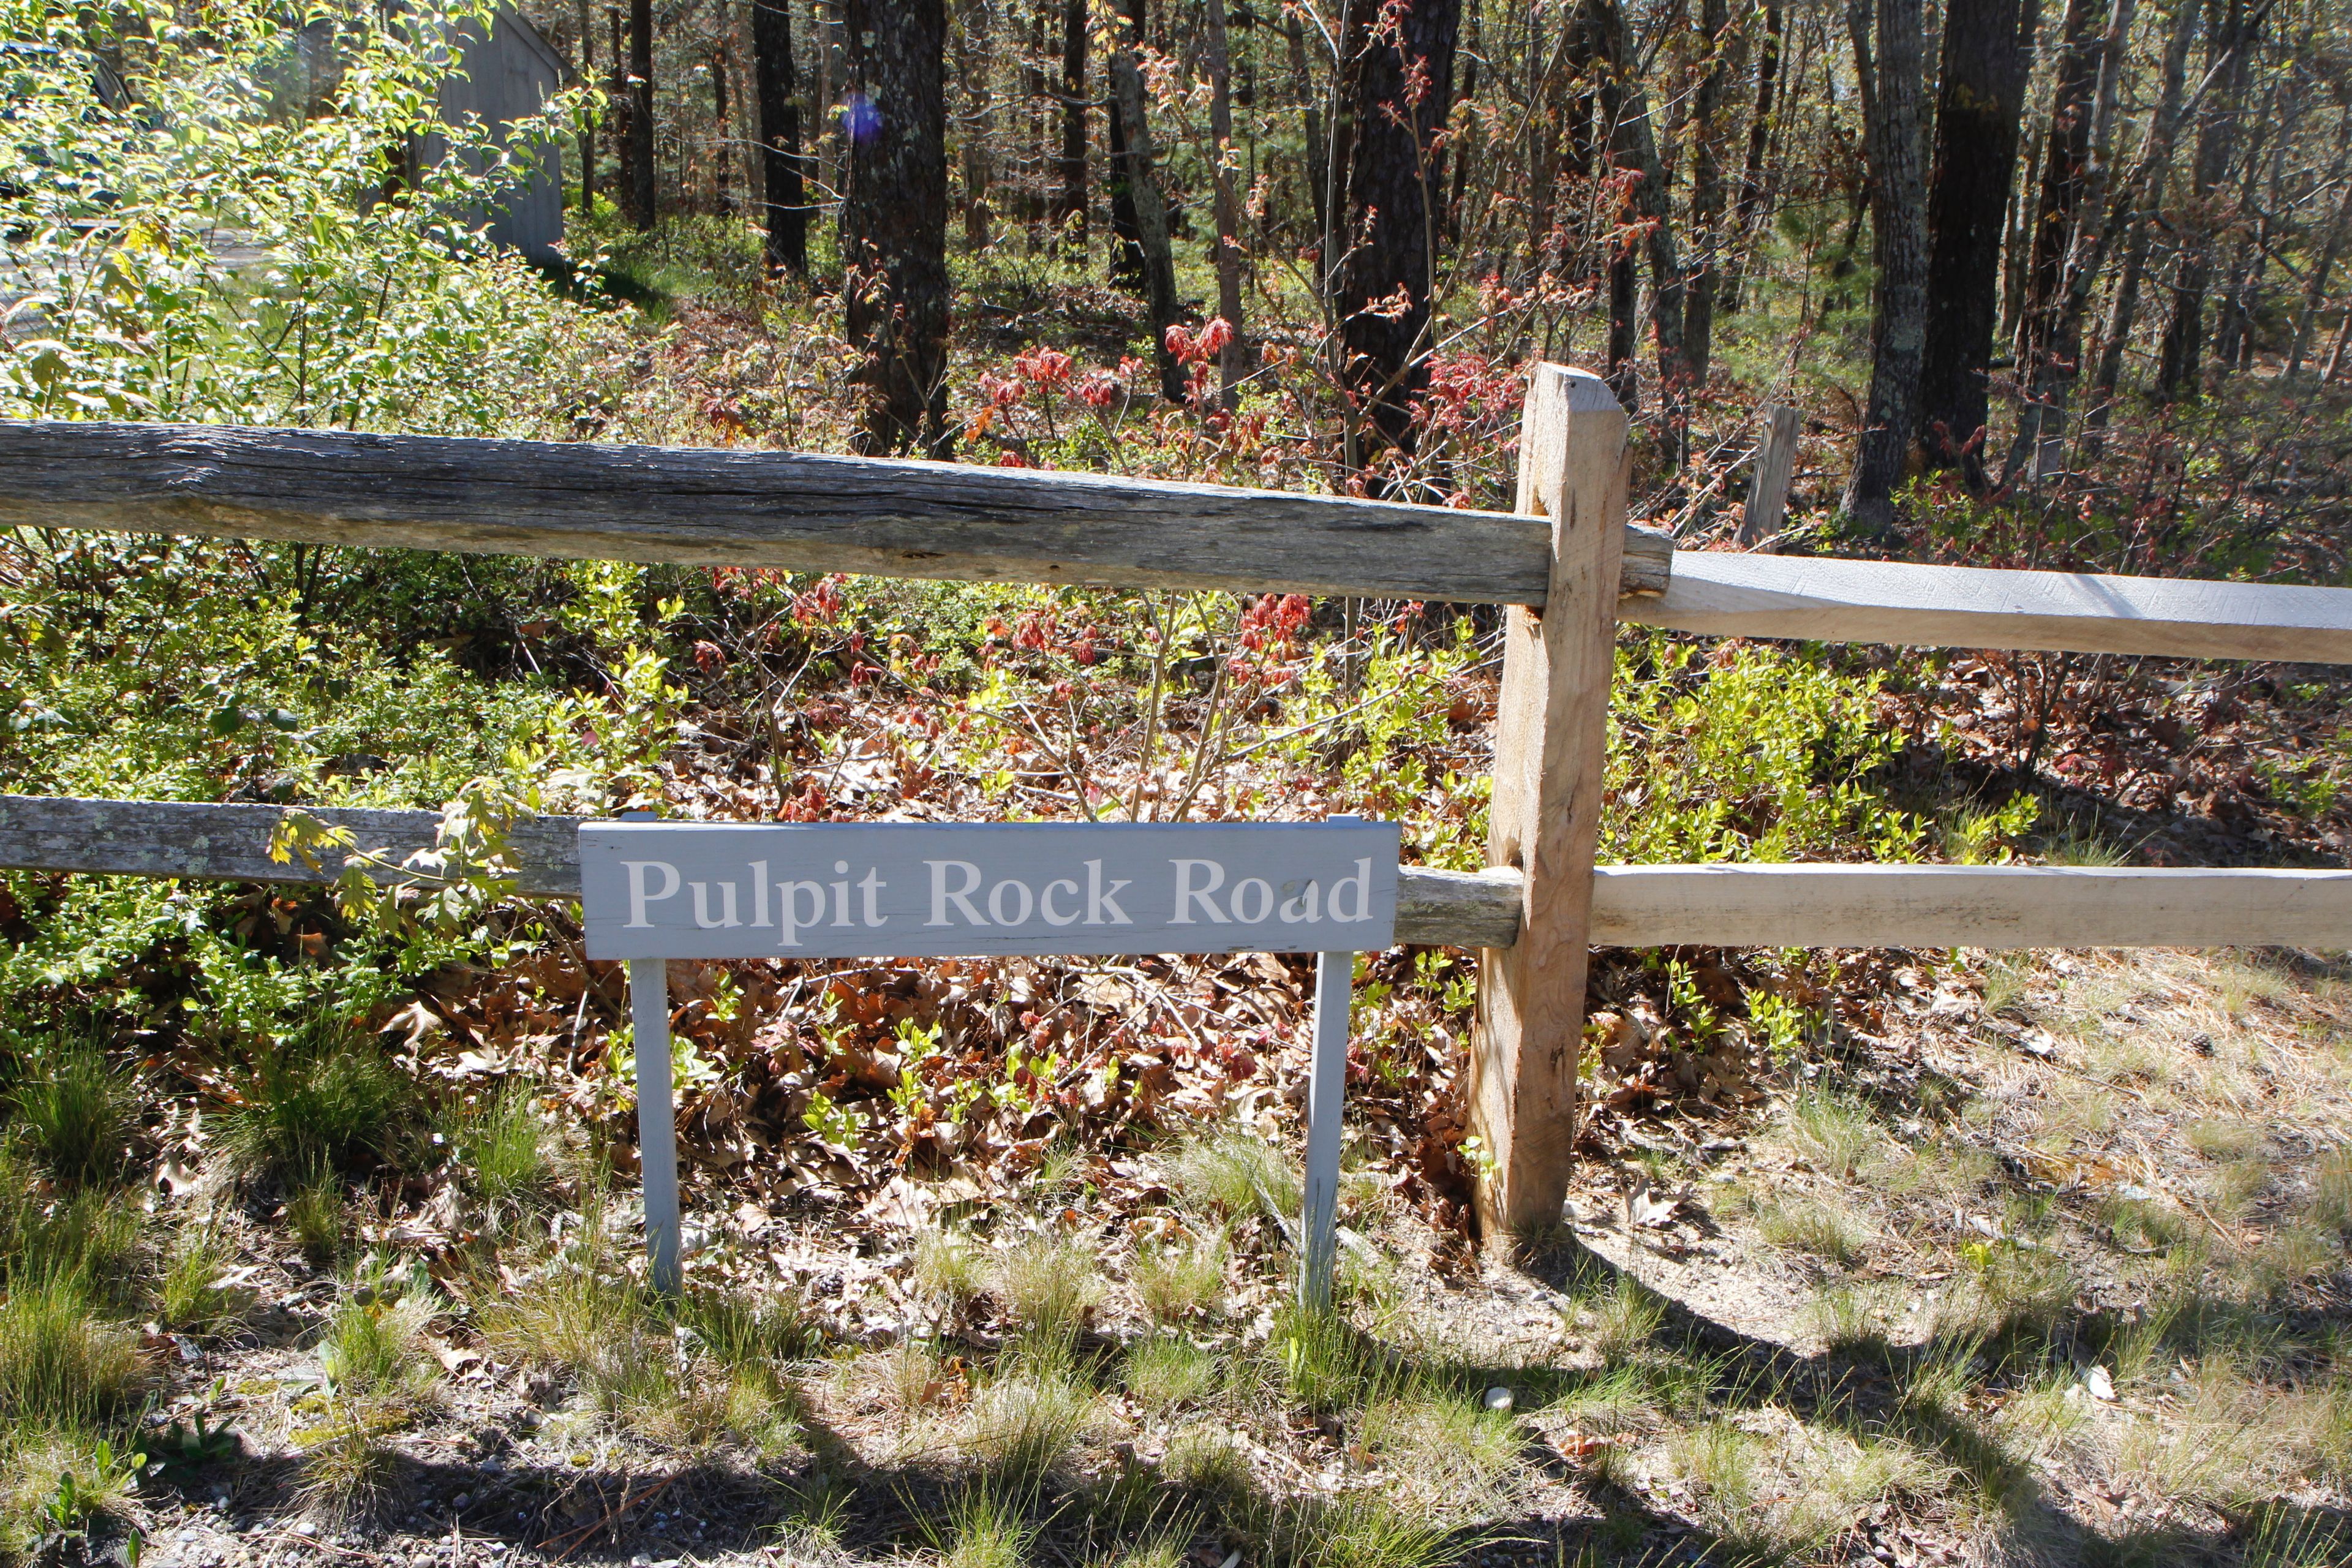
[{"left": 578, "top": 820, "right": 1401, "bottom": 1303}]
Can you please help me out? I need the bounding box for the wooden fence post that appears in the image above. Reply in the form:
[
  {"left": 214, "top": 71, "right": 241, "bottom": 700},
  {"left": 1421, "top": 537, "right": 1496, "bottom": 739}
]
[
  {"left": 1469, "top": 364, "right": 1629, "bottom": 1237},
  {"left": 1737, "top": 402, "right": 1801, "bottom": 546}
]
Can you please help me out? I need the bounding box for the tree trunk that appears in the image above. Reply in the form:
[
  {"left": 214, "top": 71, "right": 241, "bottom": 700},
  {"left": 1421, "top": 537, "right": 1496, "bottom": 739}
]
[
  {"left": 1720, "top": 0, "right": 1783, "bottom": 314},
  {"left": 2003, "top": 0, "right": 2137, "bottom": 483},
  {"left": 1337, "top": 0, "right": 1462, "bottom": 466},
  {"left": 1841, "top": 0, "right": 1929, "bottom": 530},
  {"left": 1110, "top": 27, "right": 1184, "bottom": 399},
  {"left": 1205, "top": 0, "right": 1246, "bottom": 410},
  {"left": 2084, "top": 0, "right": 2197, "bottom": 456},
  {"left": 1447, "top": 0, "right": 1480, "bottom": 243},
  {"left": 628, "top": 0, "right": 655, "bottom": 228},
  {"left": 2158, "top": 0, "right": 2255, "bottom": 399},
  {"left": 2288, "top": 110, "right": 2352, "bottom": 377},
  {"left": 576, "top": 0, "right": 597, "bottom": 211},
  {"left": 712, "top": 47, "right": 735, "bottom": 216},
  {"left": 2015, "top": 0, "right": 2104, "bottom": 372},
  {"left": 1589, "top": 0, "right": 1689, "bottom": 440},
  {"left": 1681, "top": 0, "right": 1733, "bottom": 383},
  {"left": 752, "top": 0, "right": 807, "bottom": 274},
  {"left": 2002, "top": 122, "right": 2040, "bottom": 342},
  {"left": 1286, "top": 6, "right": 1329, "bottom": 247},
  {"left": 1055, "top": 0, "right": 1087, "bottom": 253},
  {"left": 1106, "top": 0, "right": 1147, "bottom": 285},
  {"left": 840, "top": 0, "right": 952, "bottom": 458},
  {"left": 608, "top": 6, "right": 633, "bottom": 220},
  {"left": 1916, "top": 0, "right": 2037, "bottom": 478},
  {"left": 957, "top": 0, "right": 992, "bottom": 249}
]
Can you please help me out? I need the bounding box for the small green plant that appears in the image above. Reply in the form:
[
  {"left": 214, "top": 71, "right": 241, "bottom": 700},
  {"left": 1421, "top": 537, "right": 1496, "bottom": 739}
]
[
  {"left": 1162, "top": 1422, "right": 1253, "bottom": 1499},
  {"left": 930, "top": 1483, "right": 1038, "bottom": 1568},
  {"left": 141, "top": 1412, "right": 243, "bottom": 1483},
  {"left": 285, "top": 1170, "right": 347, "bottom": 1267},
  {"left": 1784, "top": 1088, "right": 1877, "bottom": 1180},
  {"left": 1270, "top": 1304, "right": 1377, "bottom": 1416},
  {"left": 913, "top": 1226, "right": 986, "bottom": 1314},
  {"left": 319, "top": 1265, "right": 440, "bottom": 1408},
  {"left": 36, "top": 1439, "right": 143, "bottom": 1543},
  {"left": 9, "top": 1036, "right": 138, "bottom": 1188},
  {"left": 963, "top": 1370, "right": 1093, "bottom": 1483},
  {"left": 1572, "top": 1272, "right": 1670, "bottom": 1367}
]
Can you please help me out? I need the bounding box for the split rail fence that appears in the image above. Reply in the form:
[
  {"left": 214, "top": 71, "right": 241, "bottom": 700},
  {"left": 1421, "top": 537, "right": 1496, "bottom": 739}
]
[{"left": 6, "top": 363, "right": 2352, "bottom": 1232}]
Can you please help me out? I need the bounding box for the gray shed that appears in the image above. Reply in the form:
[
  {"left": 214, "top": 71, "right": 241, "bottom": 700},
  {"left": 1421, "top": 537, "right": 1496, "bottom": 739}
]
[{"left": 410, "top": 7, "right": 569, "bottom": 263}]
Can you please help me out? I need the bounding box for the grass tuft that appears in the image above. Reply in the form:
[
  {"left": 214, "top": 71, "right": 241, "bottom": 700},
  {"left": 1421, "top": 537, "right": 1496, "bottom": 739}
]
[
  {"left": 1131, "top": 1229, "right": 1228, "bottom": 1325},
  {"left": 0, "top": 1276, "right": 145, "bottom": 1432},
  {"left": 1123, "top": 1335, "right": 1216, "bottom": 1410},
  {"left": 7, "top": 1036, "right": 138, "bottom": 1188},
  {"left": 964, "top": 1370, "right": 1094, "bottom": 1483},
  {"left": 221, "top": 1018, "right": 415, "bottom": 1185},
  {"left": 1168, "top": 1127, "right": 1301, "bottom": 1224}
]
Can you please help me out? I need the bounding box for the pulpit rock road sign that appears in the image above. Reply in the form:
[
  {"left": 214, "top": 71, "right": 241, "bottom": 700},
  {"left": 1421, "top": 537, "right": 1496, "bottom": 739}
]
[
  {"left": 578, "top": 819, "right": 1403, "bottom": 1304},
  {"left": 579, "top": 820, "right": 1400, "bottom": 960}
]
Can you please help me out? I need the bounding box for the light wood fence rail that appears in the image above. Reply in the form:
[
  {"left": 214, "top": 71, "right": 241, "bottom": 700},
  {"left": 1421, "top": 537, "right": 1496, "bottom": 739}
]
[{"left": 4, "top": 382, "right": 2351, "bottom": 1235}]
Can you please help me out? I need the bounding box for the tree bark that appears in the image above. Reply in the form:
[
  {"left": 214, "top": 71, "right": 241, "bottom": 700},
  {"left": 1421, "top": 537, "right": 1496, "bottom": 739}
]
[
  {"left": 1841, "top": 0, "right": 1929, "bottom": 530},
  {"left": 1110, "top": 26, "right": 1184, "bottom": 400},
  {"left": 2003, "top": 0, "right": 2137, "bottom": 483},
  {"left": 2084, "top": 0, "right": 2197, "bottom": 456},
  {"left": 1205, "top": 0, "right": 1246, "bottom": 410},
  {"left": 1055, "top": 0, "right": 1087, "bottom": 253},
  {"left": 752, "top": 0, "right": 807, "bottom": 274},
  {"left": 957, "top": 0, "right": 993, "bottom": 249},
  {"left": 1589, "top": 0, "right": 1689, "bottom": 441},
  {"left": 841, "top": 0, "right": 952, "bottom": 458},
  {"left": 576, "top": 0, "right": 596, "bottom": 211},
  {"left": 1916, "top": 0, "right": 2038, "bottom": 478},
  {"left": 627, "top": 0, "right": 655, "bottom": 228},
  {"left": 2015, "top": 0, "right": 2105, "bottom": 372},
  {"left": 1106, "top": 0, "right": 1147, "bottom": 285},
  {"left": 2158, "top": 0, "right": 2256, "bottom": 399},
  {"left": 1681, "top": 0, "right": 1733, "bottom": 383},
  {"left": 1337, "top": 0, "right": 1462, "bottom": 463},
  {"left": 1286, "top": 6, "right": 1329, "bottom": 246},
  {"left": 1720, "top": 0, "right": 1783, "bottom": 314},
  {"left": 712, "top": 47, "right": 735, "bottom": 217}
]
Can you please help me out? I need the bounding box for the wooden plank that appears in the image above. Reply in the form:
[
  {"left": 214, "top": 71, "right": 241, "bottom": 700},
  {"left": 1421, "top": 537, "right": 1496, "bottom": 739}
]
[
  {"left": 0, "top": 794, "right": 1522, "bottom": 948},
  {"left": 0, "top": 420, "right": 1673, "bottom": 605},
  {"left": 1589, "top": 864, "right": 2352, "bottom": 949},
  {"left": 1469, "top": 364, "right": 1627, "bottom": 1237},
  {"left": 1736, "top": 403, "right": 1801, "bottom": 547},
  {"left": 1625, "top": 549, "right": 2352, "bottom": 662},
  {"left": 0, "top": 794, "right": 589, "bottom": 897}
]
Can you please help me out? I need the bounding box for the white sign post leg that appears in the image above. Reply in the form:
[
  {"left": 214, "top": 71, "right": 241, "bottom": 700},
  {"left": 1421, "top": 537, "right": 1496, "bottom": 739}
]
[
  {"left": 628, "top": 957, "right": 684, "bottom": 1294},
  {"left": 1298, "top": 949, "right": 1352, "bottom": 1310}
]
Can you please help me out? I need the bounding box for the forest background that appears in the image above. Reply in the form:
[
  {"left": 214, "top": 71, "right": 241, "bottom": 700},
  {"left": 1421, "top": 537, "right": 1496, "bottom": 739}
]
[{"left": 7, "top": 0, "right": 2352, "bottom": 1562}]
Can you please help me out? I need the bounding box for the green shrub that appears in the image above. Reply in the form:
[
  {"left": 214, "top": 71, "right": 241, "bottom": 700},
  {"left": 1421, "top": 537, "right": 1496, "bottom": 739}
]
[{"left": 1607, "top": 630, "right": 1920, "bottom": 864}]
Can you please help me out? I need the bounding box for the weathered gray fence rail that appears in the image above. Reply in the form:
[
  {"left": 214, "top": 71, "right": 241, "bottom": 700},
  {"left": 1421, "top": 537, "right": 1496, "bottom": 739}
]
[{"left": 0, "top": 420, "right": 1671, "bottom": 605}]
